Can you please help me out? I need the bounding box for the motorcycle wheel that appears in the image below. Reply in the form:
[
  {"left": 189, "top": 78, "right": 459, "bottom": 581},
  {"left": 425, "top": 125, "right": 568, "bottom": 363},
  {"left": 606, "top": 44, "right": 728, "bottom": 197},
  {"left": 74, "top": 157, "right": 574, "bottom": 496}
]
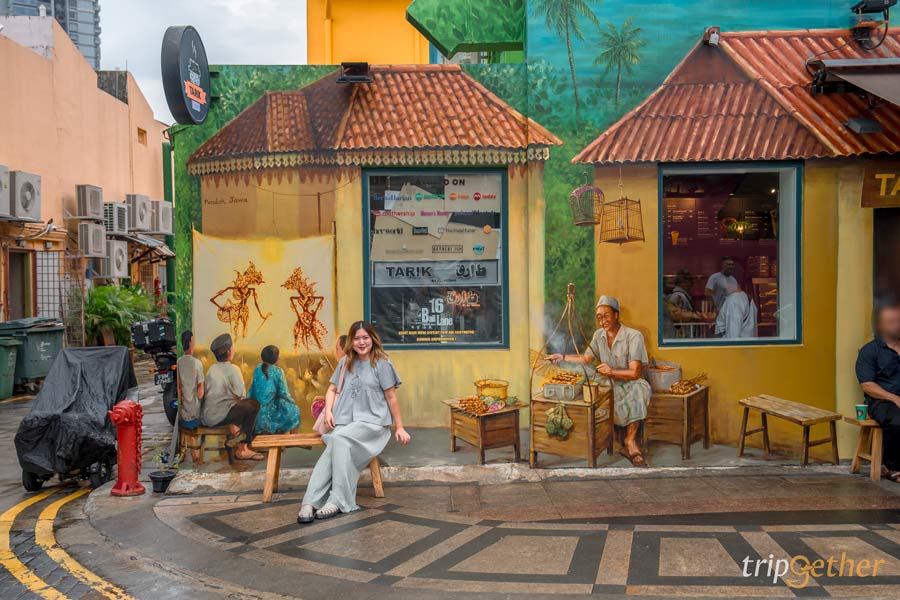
[
  {"left": 163, "top": 381, "right": 178, "bottom": 426},
  {"left": 88, "top": 457, "right": 112, "bottom": 489},
  {"left": 22, "top": 470, "right": 44, "bottom": 492}
]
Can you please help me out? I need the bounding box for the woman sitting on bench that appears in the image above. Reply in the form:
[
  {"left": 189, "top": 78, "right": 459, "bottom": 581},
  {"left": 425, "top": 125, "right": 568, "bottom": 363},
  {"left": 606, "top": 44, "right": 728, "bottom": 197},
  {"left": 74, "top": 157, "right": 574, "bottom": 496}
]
[{"left": 297, "top": 321, "right": 411, "bottom": 523}]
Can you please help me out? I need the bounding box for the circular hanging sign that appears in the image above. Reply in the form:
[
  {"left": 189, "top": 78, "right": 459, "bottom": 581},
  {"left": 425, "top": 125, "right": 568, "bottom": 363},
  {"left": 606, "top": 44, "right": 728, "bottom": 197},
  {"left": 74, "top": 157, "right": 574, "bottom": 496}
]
[{"left": 161, "top": 26, "right": 210, "bottom": 125}]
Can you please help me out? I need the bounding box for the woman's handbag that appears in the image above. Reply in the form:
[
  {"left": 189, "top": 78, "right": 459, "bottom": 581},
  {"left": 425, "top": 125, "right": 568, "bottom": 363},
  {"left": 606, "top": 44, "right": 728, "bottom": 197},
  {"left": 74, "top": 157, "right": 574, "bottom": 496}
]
[{"left": 312, "top": 360, "right": 347, "bottom": 435}]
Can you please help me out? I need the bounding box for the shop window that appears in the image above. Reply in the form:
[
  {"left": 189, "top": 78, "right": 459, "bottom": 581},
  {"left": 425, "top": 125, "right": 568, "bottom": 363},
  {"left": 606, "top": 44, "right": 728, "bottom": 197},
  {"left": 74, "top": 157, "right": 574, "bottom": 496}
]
[
  {"left": 365, "top": 170, "right": 507, "bottom": 348},
  {"left": 660, "top": 164, "right": 800, "bottom": 345}
]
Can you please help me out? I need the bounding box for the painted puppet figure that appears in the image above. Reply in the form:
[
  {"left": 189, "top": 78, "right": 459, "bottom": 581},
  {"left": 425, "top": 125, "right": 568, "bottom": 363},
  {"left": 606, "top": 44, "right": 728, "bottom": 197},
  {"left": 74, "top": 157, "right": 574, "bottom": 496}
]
[{"left": 210, "top": 261, "right": 271, "bottom": 339}]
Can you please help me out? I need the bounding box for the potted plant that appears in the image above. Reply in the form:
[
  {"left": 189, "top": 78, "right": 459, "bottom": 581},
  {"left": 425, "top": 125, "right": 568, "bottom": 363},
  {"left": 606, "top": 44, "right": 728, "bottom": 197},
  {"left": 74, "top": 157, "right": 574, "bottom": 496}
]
[
  {"left": 82, "top": 284, "right": 156, "bottom": 347},
  {"left": 148, "top": 450, "right": 182, "bottom": 493}
]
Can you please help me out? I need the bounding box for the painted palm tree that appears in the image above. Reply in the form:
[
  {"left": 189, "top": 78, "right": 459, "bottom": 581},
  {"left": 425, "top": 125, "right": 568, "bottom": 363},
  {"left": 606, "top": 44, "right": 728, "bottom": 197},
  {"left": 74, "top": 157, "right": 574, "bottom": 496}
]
[
  {"left": 532, "top": 0, "right": 600, "bottom": 127},
  {"left": 594, "top": 17, "right": 646, "bottom": 106}
]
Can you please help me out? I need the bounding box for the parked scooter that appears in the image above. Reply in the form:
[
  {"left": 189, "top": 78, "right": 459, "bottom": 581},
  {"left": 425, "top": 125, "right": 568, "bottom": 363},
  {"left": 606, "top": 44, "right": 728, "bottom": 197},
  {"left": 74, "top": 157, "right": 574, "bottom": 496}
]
[{"left": 131, "top": 318, "right": 178, "bottom": 425}]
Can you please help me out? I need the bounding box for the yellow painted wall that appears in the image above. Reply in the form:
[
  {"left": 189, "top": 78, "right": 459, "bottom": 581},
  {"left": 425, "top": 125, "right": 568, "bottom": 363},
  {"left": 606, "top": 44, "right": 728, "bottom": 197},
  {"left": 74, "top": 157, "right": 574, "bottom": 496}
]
[
  {"left": 833, "top": 162, "right": 874, "bottom": 453},
  {"left": 197, "top": 164, "right": 544, "bottom": 427},
  {"left": 307, "top": 0, "right": 431, "bottom": 64},
  {"left": 593, "top": 162, "right": 857, "bottom": 459}
]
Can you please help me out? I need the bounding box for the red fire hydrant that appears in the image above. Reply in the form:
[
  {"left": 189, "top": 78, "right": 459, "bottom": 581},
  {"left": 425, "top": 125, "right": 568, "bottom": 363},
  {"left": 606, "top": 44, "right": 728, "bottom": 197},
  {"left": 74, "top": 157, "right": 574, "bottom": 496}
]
[{"left": 109, "top": 400, "right": 146, "bottom": 496}]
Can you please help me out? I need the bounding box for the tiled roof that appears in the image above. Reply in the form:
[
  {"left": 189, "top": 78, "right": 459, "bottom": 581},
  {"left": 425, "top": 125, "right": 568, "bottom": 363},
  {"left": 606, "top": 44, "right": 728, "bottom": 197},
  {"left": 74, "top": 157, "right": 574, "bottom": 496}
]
[
  {"left": 189, "top": 65, "right": 561, "bottom": 170},
  {"left": 574, "top": 29, "right": 900, "bottom": 164}
]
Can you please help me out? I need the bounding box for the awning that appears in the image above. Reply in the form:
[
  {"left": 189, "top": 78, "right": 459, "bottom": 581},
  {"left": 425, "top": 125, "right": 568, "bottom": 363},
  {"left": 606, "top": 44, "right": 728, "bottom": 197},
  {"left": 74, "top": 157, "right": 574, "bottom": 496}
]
[
  {"left": 120, "top": 233, "right": 174, "bottom": 263},
  {"left": 810, "top": 58, "right": 900, "bottom": 106}
]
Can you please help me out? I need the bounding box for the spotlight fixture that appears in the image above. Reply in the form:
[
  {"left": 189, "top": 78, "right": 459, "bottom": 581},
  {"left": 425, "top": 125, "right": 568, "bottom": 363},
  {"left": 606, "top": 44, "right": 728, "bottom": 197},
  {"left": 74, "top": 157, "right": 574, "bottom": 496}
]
[{"left": 703, "top": 26, "right": 721, "bottom": 46}]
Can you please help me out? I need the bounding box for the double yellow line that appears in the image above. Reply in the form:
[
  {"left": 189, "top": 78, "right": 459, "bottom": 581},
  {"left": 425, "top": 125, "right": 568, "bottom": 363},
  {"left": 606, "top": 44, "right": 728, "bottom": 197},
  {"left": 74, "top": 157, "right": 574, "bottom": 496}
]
[{"left": 0, "top": 487, "right": 136, "bottom": 600}]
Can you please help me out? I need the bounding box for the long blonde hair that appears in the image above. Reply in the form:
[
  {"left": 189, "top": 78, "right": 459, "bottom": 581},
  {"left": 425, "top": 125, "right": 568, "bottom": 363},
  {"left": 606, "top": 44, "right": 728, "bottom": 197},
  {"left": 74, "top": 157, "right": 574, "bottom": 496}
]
[{"left": 343, "top": 321, "right": 387, "bottom": 372}]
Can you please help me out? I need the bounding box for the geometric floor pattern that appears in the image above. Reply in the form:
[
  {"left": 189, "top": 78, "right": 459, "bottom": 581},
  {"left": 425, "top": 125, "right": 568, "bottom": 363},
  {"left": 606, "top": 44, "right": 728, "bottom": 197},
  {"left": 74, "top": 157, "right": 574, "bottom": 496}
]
[{"left": 163, "top": 492, "right": 900, "bottom": 597}]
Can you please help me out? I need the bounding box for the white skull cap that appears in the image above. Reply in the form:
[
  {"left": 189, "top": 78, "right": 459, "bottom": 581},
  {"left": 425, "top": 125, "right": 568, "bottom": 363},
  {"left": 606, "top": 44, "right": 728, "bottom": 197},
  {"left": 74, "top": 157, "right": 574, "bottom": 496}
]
[{"left": 596, "top": 295, "right": 620, "bottom": 312}]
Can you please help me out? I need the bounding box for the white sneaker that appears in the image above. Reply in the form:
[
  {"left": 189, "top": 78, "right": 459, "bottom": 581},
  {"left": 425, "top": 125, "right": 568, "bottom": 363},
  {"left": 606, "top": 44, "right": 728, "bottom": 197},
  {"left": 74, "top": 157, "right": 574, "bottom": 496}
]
[{"left": 297, "top": 504, "right": 314, "bottom": 524}]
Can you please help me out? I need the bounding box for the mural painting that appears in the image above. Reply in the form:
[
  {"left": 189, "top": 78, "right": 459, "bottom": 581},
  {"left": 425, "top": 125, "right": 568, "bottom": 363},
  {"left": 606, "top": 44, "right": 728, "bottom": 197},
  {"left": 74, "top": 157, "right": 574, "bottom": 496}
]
[{"left": 170, "top": 0, "right": 900, "bottom": 461}]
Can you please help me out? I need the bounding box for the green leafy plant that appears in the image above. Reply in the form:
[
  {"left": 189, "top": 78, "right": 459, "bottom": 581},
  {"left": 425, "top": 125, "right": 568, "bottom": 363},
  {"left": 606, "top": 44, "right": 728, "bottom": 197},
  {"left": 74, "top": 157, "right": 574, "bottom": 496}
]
[{"left": 83, "top": 284, "right": 156, "bottom": 346}]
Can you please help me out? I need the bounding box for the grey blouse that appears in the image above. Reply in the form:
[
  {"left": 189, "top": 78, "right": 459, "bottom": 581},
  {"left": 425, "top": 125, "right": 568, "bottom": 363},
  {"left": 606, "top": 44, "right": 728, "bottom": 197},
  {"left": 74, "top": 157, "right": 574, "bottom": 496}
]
[{"left": 329, "top": 357, "right": 402, "bottom": 426}]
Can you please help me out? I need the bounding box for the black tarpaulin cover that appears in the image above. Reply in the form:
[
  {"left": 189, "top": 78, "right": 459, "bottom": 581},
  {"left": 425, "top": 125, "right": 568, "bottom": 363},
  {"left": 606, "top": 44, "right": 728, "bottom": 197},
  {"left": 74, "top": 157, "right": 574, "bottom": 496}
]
[{"left": 15, "top": 347, "right": 137, "bottom": 475}]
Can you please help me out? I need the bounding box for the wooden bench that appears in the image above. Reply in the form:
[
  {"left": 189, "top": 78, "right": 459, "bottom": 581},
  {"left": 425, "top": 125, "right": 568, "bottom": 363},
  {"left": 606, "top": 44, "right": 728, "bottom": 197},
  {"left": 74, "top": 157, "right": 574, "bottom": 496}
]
[
  {"left": 251, "top": 433, "right": 384, "bottom": 503},
  {"left": 179, "top": 426, "right": 234, "bottom": 465},
  {"left": 738, "top": 395, "right": 840, "bottom": 466},
  {"left": 843, "top": 416, "right": 883, "bottom": 481}
]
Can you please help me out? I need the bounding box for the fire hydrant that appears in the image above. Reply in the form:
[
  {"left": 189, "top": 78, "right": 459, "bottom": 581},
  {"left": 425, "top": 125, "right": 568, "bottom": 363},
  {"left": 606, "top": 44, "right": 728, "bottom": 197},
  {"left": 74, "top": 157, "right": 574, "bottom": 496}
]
[{"left": 109, "top": 400, "right": 146, "bottom": 496}]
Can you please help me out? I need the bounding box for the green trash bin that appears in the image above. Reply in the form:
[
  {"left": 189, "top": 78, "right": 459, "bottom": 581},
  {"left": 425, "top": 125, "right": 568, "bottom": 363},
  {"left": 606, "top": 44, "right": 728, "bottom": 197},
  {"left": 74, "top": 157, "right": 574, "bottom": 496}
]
[
  {"left": 0, "top": 339, "right": 22, "bottom": 400},
  {"left": 0, "top": 317, "right": 64, "bottom": 387}
]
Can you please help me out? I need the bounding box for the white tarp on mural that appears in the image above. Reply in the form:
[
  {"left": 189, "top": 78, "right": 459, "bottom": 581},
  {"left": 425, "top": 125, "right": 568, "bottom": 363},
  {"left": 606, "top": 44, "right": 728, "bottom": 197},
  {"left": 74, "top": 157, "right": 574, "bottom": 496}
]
[{"left": 192, "top": 230, "right": 335, "bottom": 355}]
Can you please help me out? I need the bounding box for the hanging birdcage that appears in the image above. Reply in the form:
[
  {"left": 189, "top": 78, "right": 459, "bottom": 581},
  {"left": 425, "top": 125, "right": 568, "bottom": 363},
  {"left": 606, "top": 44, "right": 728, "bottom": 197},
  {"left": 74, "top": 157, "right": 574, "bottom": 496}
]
[
  {"left": 598, "top": 197, "right": 644, "bottom": 244},
  {"left": 568, "top": 185, "right": 605, "bottom": 226}
]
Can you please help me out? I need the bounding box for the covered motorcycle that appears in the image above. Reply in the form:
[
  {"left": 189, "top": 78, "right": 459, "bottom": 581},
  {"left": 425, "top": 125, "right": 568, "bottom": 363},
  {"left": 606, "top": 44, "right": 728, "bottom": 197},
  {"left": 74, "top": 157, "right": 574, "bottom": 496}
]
[{"left": 15, "top": 347, "right": 137, "bottom": 491}]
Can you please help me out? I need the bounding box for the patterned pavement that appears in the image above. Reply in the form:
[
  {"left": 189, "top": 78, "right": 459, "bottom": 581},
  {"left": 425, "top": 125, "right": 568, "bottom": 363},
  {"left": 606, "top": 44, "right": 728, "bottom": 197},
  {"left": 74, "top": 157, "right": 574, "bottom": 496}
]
[{"left": 141, "top": 475, "right": 900, "bottom": 598}]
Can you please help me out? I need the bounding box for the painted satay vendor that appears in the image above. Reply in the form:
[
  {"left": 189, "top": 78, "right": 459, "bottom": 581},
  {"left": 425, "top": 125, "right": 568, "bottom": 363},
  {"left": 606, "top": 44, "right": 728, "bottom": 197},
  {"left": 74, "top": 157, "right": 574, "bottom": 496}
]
[{"left": 547, "top": 296, "right": 652, "bottom": 467}]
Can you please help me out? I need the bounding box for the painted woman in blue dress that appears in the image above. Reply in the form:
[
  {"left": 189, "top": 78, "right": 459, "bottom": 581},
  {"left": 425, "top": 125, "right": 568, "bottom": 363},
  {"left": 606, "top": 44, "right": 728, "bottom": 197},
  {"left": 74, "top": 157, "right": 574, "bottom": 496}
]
[{"left": 249, "top": 345, "right": 300, "bottom": 434}]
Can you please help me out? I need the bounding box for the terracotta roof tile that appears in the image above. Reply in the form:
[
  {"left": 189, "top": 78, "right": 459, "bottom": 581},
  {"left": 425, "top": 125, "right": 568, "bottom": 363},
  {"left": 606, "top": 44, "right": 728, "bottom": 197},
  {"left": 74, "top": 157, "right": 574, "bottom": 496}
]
[
  {"left": 189, "top": 64, "right": 561, "bottom": 167},
  {"left": 574, "top": 28, "right": 900, "bottom": 164}
]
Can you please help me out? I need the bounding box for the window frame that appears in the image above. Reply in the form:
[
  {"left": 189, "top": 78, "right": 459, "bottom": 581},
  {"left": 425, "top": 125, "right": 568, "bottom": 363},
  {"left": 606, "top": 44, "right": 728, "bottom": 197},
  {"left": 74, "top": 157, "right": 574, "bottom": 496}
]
[
  {"left": 362, "top": 167, "right": 510, "bottom": 350},
  {"left": 657, "top": 161, "right": 803, "bottom": 348}
]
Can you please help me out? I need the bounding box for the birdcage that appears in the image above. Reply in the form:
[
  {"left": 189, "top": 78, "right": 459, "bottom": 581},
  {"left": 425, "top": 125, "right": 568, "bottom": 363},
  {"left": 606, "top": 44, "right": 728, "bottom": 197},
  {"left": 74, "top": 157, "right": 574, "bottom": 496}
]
[
  {"left": 568, "top": 185, "right": 605, "bottom": 226},
  {"left": 598, "top": 197, "right": 644, "bottom": 244}
]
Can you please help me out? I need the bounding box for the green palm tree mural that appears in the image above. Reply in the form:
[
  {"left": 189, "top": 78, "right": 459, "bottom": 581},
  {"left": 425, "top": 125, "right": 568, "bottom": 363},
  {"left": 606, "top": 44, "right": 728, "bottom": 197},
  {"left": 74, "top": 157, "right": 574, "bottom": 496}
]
[
  {"left": 532, "top": 0, "right": 600, "bottom": 127},
  {"left": 594, "top": 17, "right": 646, "bottom": 106}
]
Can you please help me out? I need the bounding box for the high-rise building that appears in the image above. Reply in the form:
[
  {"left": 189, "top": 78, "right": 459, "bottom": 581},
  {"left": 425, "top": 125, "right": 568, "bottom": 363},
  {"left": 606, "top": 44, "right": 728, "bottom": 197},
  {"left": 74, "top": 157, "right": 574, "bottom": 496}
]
[{"left": 0, "top": 0, "right": 100, "bottom": 68}]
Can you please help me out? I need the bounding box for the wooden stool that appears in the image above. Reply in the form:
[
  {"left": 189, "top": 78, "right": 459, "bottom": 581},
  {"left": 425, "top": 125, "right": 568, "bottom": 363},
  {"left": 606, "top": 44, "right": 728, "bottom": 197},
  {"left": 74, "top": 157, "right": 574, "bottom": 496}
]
[
  {"left": 252, "top": 433, "right": 385, "bottom": 503},
  {"left": 179, "top": 426, "right": 233, "bottom": 465},
  {"left": 738, "top": 395, "right": 840, "bottom": 466},
  {"left": 843, "top": 416, "right": 883, "bottom": 481}
]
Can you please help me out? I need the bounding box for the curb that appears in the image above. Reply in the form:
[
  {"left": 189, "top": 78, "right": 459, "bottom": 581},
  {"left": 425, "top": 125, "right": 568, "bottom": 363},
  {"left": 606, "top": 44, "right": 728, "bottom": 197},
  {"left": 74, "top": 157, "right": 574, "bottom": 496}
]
[{"left": 165, "top": 462, "right": 850, "bottom": 495}]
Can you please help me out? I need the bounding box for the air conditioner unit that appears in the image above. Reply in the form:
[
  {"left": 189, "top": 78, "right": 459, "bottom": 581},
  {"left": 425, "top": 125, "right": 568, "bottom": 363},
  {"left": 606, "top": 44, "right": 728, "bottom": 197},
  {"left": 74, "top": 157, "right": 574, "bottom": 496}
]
[
  {"left": 151, "top": 200, "right": 173, "bottom": 235},
  {"left": 78, "top": 222, "right": 107, "bottom": 257},
  {"left": 0, "top": 165, "right": 9, "bottom": 217},
  {"left": 9, "top": 171, "right": 41, "bottom": 220},
  {"left": 76, "top": 185, "right": 104, "bottom": 220},
  {"left": 103, "top": 202, "right": 128, "bottom": 235},
  {"left": 105, "top": 240, "right": 129, "bottom": 278},
  {"left": 126, "top": 194, "right": 151, "bottom": 231}
]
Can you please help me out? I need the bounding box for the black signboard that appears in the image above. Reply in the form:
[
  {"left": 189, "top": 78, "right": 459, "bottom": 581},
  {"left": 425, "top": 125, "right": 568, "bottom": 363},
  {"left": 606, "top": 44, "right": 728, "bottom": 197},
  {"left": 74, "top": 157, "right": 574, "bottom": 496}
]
[{"left": 161, "top": 26, "right": 210, "bottom": 125}]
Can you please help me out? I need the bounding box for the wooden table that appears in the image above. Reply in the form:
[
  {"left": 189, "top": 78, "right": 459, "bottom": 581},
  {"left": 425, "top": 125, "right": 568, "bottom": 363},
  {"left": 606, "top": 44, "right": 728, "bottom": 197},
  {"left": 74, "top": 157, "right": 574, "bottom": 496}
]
[
  {"left": 442, "top": 399, "right": 523, "bottom": 464},
  {"left": 738, "top": 395, "right": 841, "bottom": 465},
  {"left": 646, "top": 385, "right": 710, "bottom": 460},
  {"left": 530, "top": 387, "right": 613, "bottom": 468}
]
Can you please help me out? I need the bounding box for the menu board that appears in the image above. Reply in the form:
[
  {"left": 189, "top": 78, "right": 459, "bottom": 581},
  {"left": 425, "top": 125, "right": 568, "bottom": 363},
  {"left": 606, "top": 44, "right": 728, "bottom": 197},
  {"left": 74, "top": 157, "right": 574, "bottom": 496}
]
[{"left": 367, "top": 173, "right": 505, "bottom": 346}]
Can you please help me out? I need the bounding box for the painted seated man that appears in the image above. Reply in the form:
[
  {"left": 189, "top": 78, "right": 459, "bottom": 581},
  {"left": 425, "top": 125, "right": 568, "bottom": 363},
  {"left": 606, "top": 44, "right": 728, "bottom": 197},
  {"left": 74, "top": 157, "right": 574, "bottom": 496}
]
[
  {"left": 176, "top": 329, "right": 204, "bottom": 463},
  {"left": 856, "top": 302, "right": 900, "bottom": 482},
  {"left": 201, "top": 333, "right": 263, "bottom": 461},
  {"left": 547, "top": 296, "right": 652, "bottom": 467}
]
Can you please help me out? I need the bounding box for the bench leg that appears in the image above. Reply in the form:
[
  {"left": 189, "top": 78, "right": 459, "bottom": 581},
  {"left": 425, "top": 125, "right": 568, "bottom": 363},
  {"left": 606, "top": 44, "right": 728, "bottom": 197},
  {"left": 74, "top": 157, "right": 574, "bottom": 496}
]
[
  {"left": 370, "top": 457, "right": 384, "bottom": 498},
  {"left": 851, "top": 427, "right": 869, "bottom": 474},
  {"left": 829, "top": 421, "right": 840, "bottom": 466},
  {"left": 262, "top": 447, "right": 281, "bottom": 503},
  {"left": 801, "top": 425, "right": 810, "bottom": 466},
  {"left": 871, "top": 428, "right": 883, "bottom": 482},
  {"left": 272, "top": 448, "right": 282, "bottom": 493},
  {"left": 737, "top": 407, "right": 750, "bottom": 457},
  {"left": 760, "top": 413, "right": 770, "bottom": 456}
]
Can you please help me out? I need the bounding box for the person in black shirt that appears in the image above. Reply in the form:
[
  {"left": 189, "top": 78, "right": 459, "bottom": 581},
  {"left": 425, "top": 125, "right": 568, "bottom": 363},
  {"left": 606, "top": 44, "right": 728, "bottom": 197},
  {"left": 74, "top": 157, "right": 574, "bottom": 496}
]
[{"left": 855, "top": 303, "right": 900, "bottom": 480}]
